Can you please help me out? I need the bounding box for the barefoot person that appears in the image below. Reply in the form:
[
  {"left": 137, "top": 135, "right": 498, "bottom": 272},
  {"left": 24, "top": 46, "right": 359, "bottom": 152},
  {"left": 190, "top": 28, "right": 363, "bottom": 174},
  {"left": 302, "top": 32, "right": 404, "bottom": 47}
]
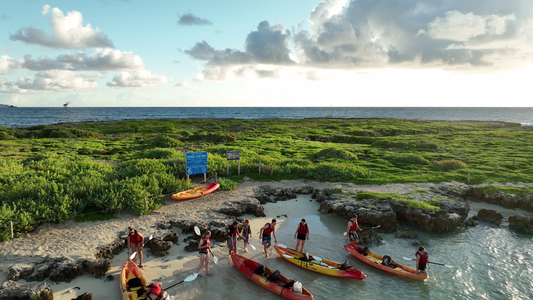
[
  {"left": 294, "top": 219, "right": 310, "bottom": 252},
  {"left": 241, "top": 219, "right": 252, "bottom": 252},
  {"left": 227, "top": 221, "right": 239, "bottom": 256},
  {"left": 137, "top": 282, "right": 170, "bottom": 300},
  {"left": 415, "top": 246, "right": 428, "bottom": 275},
  {"left": 127, "top": 226, "right": 145, "bottom": 267},
  {"left": 195, "top": 231, "right": 211, "bottom": 276},
  {"left": 260, "top": 219, "right": 277, "bottom": 257},
  {"left": 345, "top": 215, "right": 362, "bottom": 245}
]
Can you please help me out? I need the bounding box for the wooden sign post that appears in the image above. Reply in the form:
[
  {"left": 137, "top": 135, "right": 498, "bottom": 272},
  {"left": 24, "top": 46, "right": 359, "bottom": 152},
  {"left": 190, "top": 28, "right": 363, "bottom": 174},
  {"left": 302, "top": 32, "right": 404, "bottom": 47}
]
[{"left": 226, "top": 151, "right": 240, "bottom": 176}]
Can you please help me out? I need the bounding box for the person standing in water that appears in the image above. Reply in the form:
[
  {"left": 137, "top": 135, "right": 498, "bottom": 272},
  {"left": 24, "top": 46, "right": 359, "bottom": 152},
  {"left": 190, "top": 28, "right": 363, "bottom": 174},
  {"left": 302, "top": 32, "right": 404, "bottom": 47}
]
[
  {"left": 415, "top": 246, "right": 428, "bottom": 275},
  {"left": 195, "top": 231, "right": 211, "bottom": 276},
  {"left": 345, "top": 215, "right": 362, "bottom": 245},
  {"left": 241, "top": 219, "right": 252, "bottom": 252},
  {"left": 227, "top": 221, "right": 239, "bottom": 256},
  {"left": 294, "top": 219, "right": 310, "bottom": 252},
  {"left": 127, "top": 226, "right": 145, "bottom": 267},
  {"left": 260, "top": 219, "right": 277, "bottom": 258}
]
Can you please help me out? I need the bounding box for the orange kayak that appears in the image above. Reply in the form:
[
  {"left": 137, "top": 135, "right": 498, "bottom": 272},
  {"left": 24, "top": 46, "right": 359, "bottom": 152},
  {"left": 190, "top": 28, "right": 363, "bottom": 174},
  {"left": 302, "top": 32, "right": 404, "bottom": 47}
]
[
  {"left": 231, "top": 253, "right": 314, "bottom": 300},
  {"left": 172, "top": 183, "right": 220, "bottom": 200},
  {"left": 119, "top": 258, "right": 148, "bottom": 300},
  {"left": 274, "top": 245, "right": 366, "bottom": 280},
  {"left": 344, "top": 244, "right": 427, "bottom": 280}
]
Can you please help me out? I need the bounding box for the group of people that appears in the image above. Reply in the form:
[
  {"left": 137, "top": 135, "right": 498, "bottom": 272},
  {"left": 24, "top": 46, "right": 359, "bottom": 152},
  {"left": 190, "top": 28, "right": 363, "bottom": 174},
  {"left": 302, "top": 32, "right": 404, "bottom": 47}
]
[{"left": 126, "top": 214, "right": 428, "bottom": 297}]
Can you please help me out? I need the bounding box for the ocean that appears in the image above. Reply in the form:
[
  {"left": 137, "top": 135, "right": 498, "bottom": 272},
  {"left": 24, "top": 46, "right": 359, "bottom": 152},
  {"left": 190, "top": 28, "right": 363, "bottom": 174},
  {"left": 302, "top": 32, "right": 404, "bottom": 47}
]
[{"left": 1, "top": 107, "right": 532, "bottom": 128}]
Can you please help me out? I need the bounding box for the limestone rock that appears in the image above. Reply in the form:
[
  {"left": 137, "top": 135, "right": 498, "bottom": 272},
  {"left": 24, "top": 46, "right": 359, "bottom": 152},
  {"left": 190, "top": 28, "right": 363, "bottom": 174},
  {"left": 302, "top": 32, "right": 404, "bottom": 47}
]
[
  {"left": 509, "top": 214, "right": 533, "bottom": 232},
  {"left": 72, "top": 292, "right": 93, "bottom": 300},
  {"left": 477, "top": 209, "right": 503, "bottom": 224},
  {"left": 0, "top": 280, "right": 53, "bottom": 300},
  {"left": 8, "top": 263, "right": 35, "bottom": 281},
  {"left": 395, "top": 229, "right": 417, "bottom": 239}
]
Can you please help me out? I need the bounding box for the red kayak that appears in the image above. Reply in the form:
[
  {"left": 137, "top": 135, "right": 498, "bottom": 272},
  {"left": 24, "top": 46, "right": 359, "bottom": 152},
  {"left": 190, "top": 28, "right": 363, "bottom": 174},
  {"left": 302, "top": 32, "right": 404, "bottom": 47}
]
[{"left": 231, "top": 253, "right": 314, "bottom": 300}]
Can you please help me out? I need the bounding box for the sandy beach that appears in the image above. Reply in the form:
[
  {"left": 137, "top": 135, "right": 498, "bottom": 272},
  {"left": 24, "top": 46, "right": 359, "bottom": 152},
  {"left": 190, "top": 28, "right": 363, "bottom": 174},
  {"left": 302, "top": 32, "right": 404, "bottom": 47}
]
[{"left": 1, "top": 179, "right": 531, "bottom": 299}]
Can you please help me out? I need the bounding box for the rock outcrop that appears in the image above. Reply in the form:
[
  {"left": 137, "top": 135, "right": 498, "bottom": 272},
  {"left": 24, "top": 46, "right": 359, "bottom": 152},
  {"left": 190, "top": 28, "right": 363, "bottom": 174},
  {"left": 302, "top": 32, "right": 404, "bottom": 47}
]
[
  {"left": 476, "top": 209, "right": 503, "bottom": 224},
  {"left": 0, "top": 280, "right": 53, "bottom": 300},
  {"left": 508, "top": 214, "right": 533, "bottom": 233}
]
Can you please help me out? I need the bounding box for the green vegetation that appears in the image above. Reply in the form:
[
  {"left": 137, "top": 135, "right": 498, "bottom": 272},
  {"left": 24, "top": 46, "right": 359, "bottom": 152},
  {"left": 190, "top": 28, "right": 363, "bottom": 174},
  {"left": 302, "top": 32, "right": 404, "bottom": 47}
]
[
  {"left": 1, "top": 118, "right": 532, "bottom": 240},
  {"left": 356, "top": 192, "right": 411, "bottom": 201},
  {"left": 476, "top": 184, "right": 533, "bottom": 198},
  {"left": 218, "top": 178, "right": 238, "bottom": 190}
]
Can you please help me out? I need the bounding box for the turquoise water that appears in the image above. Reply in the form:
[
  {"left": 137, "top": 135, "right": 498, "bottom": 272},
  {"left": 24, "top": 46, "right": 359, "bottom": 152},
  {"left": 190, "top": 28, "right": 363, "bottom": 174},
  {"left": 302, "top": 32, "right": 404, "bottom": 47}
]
[{"left": 173, "top": 196, "right": 533, "bottom": 300}]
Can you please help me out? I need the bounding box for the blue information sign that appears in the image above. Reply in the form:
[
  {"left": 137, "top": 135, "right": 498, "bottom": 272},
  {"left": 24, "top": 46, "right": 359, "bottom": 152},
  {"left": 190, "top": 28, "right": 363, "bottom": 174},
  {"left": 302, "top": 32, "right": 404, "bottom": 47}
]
[
  {"left": 186, "top": 151, "right": 208, "bottom": 175},
  {"left": 226, "top": 151, "right": 240, "bottom": 161}
]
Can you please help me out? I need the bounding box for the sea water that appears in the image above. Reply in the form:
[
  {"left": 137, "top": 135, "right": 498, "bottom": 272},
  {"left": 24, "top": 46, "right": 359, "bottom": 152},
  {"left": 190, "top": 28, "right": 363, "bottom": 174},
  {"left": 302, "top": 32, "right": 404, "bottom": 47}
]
[{"left": 1, "top": 107, "right": 533, "bottom": 127}]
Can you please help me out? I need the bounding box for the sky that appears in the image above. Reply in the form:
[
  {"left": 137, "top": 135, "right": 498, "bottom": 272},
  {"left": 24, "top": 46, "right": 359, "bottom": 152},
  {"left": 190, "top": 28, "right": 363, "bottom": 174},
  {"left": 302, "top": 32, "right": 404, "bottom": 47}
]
[{"left": 0, "top": 0, "right": 532, "bottom": 107}]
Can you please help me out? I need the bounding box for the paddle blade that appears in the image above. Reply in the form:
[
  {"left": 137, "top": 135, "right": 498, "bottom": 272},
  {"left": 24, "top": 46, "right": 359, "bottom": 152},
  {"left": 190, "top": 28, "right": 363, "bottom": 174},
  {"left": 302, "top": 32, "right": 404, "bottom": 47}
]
[
  {"left": 314, "top": 256, "right": 323, "bottom": 262},
  {"left": 249, "top": 244, "right": 256, "bottom": 251},
  {"left": 445, "top": 264, "right": 454, "bottom": 268},
  {"left": 194, "top": 226, "right": 201, "bottom": 236},
  {"left": 343, "top": 232, "right": 347, "bottom": 236},
  {"left": 213, "top": 255, "right": 219, "bottom": 264},
  {"left": 129, "top": 252, "right": 137, "bottom": 260},
  {"left": 277, "top": 244, "right": 287, "bottom": 248},
  {"left": 148, "top": 235, "right": 153, "bottom": 241},
  {"left": 185, "top": 273, "right": 198, "bottom": 282},
  {"left": 282, "top": 254, "right": 293, "bottom": 259},
  {"left": 403, "top": 257, "right": 415, "bottom": 261}
]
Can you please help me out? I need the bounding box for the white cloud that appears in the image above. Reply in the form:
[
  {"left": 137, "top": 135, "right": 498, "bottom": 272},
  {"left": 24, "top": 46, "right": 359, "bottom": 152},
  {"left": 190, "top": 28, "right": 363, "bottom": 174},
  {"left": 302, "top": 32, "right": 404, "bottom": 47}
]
[
  {"left": 0, "top": 55, "right": 22, "bottom": 74},
  {"left": 10, "top": 6, "right": 113, "bottom": 49},
  {"left": 107, "top": 70, "right": 169, "bottom": 87},
  {"left": 42, "top": 4, "right": 51, "bottom": 16},
  {"left": 15, "top": 70, "right": 99, "bottom": 92},
  {"left": 0, "top": 77, "right": 22, "bottom": 93},
  {"left": 22, "top": 48, "right": 144, "bottom": 71},
  {"left": 175, "top": 81, "right": 191, "bottom": 87},
  {"left": 425, "top": 11, "right": 515, "bottom": 42}
]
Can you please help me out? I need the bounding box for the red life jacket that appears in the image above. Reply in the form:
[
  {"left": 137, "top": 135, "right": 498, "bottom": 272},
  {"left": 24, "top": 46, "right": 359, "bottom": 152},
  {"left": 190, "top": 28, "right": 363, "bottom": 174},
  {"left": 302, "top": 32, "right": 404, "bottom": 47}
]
[
  {"left": 263, "top": 223, "right": 274, "bottom": 236},
  {"left": 298, "top": 223, "right": 308, "bottom": 235},
  {"left": 199, "top": 237, "right": 210, "bottom": 248},
  {"left": 146, "top": 283, "right": 165, "bottom": 300},
  {"left": 129, "top": 230, "right": 141, "bottom": 244},
  {"left": 227, "top": 225, "right": 237, "bottom": 237},
  {"left": 417, "top": 251, "right": 428, "bottom": 264},
  {"left": 348, "top": 220, "right": 358, "bottom": 232}
]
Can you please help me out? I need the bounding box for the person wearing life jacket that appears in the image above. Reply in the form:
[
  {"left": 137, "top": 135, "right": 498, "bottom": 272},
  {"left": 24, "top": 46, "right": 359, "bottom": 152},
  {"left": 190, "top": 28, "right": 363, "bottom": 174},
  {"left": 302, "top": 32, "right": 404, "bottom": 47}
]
[
  {"left": 415, "top": 246, "right": 429, "bottom": 275},
  {"left": 227, "top": 221, "right": 240, "bottom": 256},
  {"left": 294, "top": 219, "right": 310, "bottom": 252},
  {"left": 345, "top": 215, "right": 362, "bottom": 245},
  {"left": 195, "top": 230, "right": 211, "bottom": 276},
  {"left": 241, "top": 218, "right": 252, "bottom": 253},
  {"left": 127, "top": 226, "right": 145, "bottom": 268},
  {"left": 260, "top": 219, "right": 277, "bottom": 258},
  {"left": 137, "top": 282, "right": 170, "bottom": 300}
]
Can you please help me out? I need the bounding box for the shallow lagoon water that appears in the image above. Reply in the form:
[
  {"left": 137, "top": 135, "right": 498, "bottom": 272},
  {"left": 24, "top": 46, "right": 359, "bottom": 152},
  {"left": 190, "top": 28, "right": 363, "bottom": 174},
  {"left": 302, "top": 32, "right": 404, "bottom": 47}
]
[{"left": 52, "top": 195, "right": 533, "bottom": 300}]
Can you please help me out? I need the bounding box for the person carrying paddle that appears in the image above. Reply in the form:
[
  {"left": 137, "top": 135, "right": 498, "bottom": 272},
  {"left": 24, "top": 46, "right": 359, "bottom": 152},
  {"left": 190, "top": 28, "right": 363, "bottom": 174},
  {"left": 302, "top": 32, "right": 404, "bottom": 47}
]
[
  {"left": 241, "top": 219, "right": 252, "bottom": 253},
  {"left": 415, "top": 246, "right": 428, "bottom": 275},
  {"left": 127, "top": 226, "right": 145, "bottom": 268},
  {"left": 137, "top": 282, "right": 170, "bottom": 300},
  {"left": 260, "top": 219, "right": 277, "bottom": 258},
  {"left": 227, "top": 221, "right": 240, "bottom": 256},
  {"left": 195, "top": 230, "right": 211, "bottom": 276},
  {"left": 294, "top": 219, "right": 310, "bottom": 252},
  {"left": 345, "top": 215, "right": 362, "bottom": 245}
]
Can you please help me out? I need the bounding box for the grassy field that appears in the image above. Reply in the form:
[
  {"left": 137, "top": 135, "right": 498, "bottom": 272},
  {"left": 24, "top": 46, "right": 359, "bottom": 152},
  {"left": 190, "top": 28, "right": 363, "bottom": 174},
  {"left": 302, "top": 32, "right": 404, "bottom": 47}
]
[{"left": 1, "top": 118, "right": 532, "bottom": 240}]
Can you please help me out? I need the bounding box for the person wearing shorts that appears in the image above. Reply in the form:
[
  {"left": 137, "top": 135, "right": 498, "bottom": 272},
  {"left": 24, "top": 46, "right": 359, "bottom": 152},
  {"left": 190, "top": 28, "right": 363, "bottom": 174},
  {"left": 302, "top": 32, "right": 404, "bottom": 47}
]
[
  {"left": 416, "top": 246, "right": 428, "bottom": 275},
  {"left": 260, "top": 219, "right": 277, "bottom": 258},
  {"left": 345, "top": 215, "right": 362, "bottom": 245},
  {"left": 227, "top": 221, "right": 239, "bottom": 256},
  {"left": 294, "top": 219, "right": 310, "bottom": 253}
]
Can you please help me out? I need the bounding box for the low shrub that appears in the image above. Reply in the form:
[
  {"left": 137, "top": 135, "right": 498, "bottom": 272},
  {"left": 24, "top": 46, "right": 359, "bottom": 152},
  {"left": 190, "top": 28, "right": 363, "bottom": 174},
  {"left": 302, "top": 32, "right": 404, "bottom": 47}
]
[
  {"left": 143, "top": 148, "right": 176, "bottom": 159},
  {"left": 433, "top": 159, "right": 467, "bottom": 171},
  {"left": 315, "top": 148, "right": 357, "bottom": 160},
  {"left": 152, "top": 135, "right": 183, "bottom": 148},
  {"left": 219, "top": 178, "right": 238, "bottom": 190},
  {"left": 384, "top": 153, "right": 429, "bottom": 165}
]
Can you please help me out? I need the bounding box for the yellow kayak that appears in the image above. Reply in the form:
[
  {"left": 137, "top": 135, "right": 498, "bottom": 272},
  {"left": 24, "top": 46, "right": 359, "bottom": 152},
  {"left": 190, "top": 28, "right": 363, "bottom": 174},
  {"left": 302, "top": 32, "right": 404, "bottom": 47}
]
[
  {"left": 172, "top": 183, "right": 220, "bottom": 200},
  {"left": 120, "top": 257, "right": 148, "bottom": 300},
  {"left": 274, "top": 245, "right": 366, "bottom": 280}
]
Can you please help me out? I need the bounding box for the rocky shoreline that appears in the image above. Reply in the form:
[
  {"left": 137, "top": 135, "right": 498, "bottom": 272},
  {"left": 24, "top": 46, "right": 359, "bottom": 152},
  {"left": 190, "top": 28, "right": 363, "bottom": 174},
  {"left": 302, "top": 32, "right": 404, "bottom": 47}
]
[{"left": 1, "top": 180, "right": 532, "bottom": 299}]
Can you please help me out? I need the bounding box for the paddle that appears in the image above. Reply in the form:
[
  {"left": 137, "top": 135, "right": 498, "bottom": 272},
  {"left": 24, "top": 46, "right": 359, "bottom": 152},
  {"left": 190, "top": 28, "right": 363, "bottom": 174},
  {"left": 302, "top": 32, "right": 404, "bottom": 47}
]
[
  {"left": 278, "top": 244, "right": 323, "bottom": 262},
  {"left": 142, "top": 235, "right": 153, "bottom": 247},
  {"left": 163, "top": 273, "right": 198, "bottom": 290},
  {"left": 343, "top": 225, "right": 380, "bottom": 236},
  {"left": 129, "top": 252, "right": 137, "bottom": 260},
  {"left": 243, "top": 236, "right": 256, "bottom": 251},
  {"left": 194, "top": 226, "right": 218, "bottom": 264},
  {"left": 402, "top": 257, "right": 454, "bottom": 268}
]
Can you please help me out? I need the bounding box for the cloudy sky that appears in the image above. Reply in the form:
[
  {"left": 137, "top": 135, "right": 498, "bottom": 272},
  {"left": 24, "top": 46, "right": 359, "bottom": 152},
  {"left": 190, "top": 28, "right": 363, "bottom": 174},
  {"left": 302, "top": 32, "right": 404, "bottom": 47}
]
[{"left": 1, "top": 0, "right": 532, "bottom": 107}]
